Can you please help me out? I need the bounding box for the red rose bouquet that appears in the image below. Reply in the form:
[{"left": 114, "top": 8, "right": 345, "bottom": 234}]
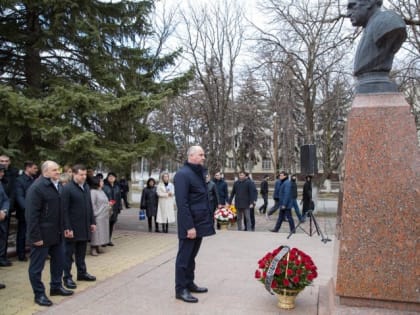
[{"left": 255, "top": 246, "right": 318, "bottom": 292}]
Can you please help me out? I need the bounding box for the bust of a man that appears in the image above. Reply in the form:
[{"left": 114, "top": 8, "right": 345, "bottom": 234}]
[{"left": 347, "top": 0, "right": 407, "bottom": 93}]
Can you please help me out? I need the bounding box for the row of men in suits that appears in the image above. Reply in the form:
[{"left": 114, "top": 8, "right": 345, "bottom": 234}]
[{"left": 0, "top": 157, "right": 97, "bottom": 306}]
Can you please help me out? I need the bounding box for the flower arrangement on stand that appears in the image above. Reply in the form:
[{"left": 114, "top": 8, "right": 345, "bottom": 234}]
[
  {"left": 255, "top": 246, "right": 318, "bottom": 309},
  {"left": 227, "top": 205, "right": 237, "bottom": 227},
  {"left": 214, "top": 207, "right": 235, "bottom": 230}
]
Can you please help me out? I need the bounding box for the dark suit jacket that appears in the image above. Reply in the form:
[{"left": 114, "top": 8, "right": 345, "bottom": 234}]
[
  {"left": 0, "top": 184, "right": 10, "bottom": 213},
  {"left": 62, "top": 180, "right": 95, "bottom": 241},
  {"left": 174, "top": 162, "right": 215, "bottom": 239},
  {"left": 229, "top": 179, "right": 254, "bottom": 209},
  {"left": 15, "top": 173, "right": 35, "bottom": 220},
  {"left": 25, "top": 176, "right": 63, "bottom": 246}
]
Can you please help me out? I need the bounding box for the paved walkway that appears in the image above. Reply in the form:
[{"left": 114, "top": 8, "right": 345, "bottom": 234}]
[{"left": 0, "top": 208, "right": 336, "bottom": 315}]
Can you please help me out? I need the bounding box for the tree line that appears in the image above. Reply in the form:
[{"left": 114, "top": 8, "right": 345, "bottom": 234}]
[{"left": 1, "top": 0, "right": 418, "bottom": 177}]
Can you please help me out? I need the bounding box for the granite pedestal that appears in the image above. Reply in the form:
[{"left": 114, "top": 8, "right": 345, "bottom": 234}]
[{"left": 333, "top": 93, "right": 420, "bottom": 313}]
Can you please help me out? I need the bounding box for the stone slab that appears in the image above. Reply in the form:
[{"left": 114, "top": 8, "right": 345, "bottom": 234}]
[{"left": 334, "top": 93, "right": 420, "bottom": 310}]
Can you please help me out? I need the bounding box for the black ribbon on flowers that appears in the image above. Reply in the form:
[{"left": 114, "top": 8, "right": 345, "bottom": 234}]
[{"left": 264, "top": 245, "right": 290, "bottom": 295}]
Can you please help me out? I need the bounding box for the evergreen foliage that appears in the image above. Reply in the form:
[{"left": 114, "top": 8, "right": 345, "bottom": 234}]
[{"left": 0, "top": 1, "right": 191, "bottom": 172}]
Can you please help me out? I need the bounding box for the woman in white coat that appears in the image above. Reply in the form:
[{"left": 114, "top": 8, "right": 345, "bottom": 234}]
[
  {"left": 156, "top": 173, "right": 175, "bottom": 233},
  {"left": 88, "top": 176, "right": 111, "bottom": 255}
]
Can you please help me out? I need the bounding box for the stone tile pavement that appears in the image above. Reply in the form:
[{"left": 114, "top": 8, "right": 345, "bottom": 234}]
[{"left": 0, "top": 208, "right": 337, "bottom": 315}]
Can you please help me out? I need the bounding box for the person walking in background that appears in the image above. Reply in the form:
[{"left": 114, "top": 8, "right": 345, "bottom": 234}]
[
  {"left": 88, "top": 176, "right": 111, "bottom": 256},
  {"left": 206, "top": 173, "right": 220, "bottom": 227},
  {"left": 302, "top": 175, "right": 313, "bottom": 217},
  {"left": 140, "top": 178, "right": 159, "bottom": 232},
  {"left": 258, "top": 175, "right": 269, "bottom": 214},
  {"left": 266, "top": 173, "right": 282, "bottom": 219},
  {"left": 14, "top": 161, "right": 38, "bottom": 261},
  {"left": 229, "top": 171, "right": 254, "bottom": 231},
  {"left": 26, "top": 161, "right": 73, "bottom": 307},
  {"left": 0, "top": 154, "right": 18, "bottom": 267},
  {"left": 156, "top": 173, "right": 175, "bottom": 233},
  {"left": 174, "top": 145, "right": 215, "bottom": 303},
  {"left": 244, "top": 173, "right": 257, "bottom": 231},
  {"left": 213, "top": 171, "right": 228, "bottom": 206},
  {"left": 103, "top": 172, "right": 122, "bottom": 246},
  {"left": 62, "top": 164, "right": 96, "bottom": 290},
  {"left": 269, "top": 171, "right": 295, "bottom": 234},
  {"left": 0, "top": 164, "right": 9, "bottom": 289},
  {"left": 119, "top": 176, "right": 130, "bottom": 209},
  {"left": 290, "top": 174, "right": 304, "bottom": 223}
]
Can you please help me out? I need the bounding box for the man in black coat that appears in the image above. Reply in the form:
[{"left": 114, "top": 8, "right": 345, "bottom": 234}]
[
  {"left": 0, "top": 154, "right": 19, "bottom": 266},
  {"left": 62, "top": 164, "right": 96, "bottom": 290},
  {"left": 0, "top": 164, "right": 9, "bottom": 289},
  {"left": 26, "top": 161, "right": 73, "bottom": 307},
  {"left": 229, "top": 171, "right": 254, "bottom": 231},
  {"left": 119, "top": 176, "right": 130, "bottom": 208},
  {"left": 213, "top": 171, "right": 228, "bottom": 205},
  {"left": 174, "top": 146, "right": 215, "bottom": 303},
  {"left": 259, "top": 175, "right": 269, "bottom": 214},
  {"left": 15, "top": 161, "right": 38, "bottom": 261}
]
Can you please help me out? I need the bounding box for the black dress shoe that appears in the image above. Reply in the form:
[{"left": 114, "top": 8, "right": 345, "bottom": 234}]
[
  {"left": 0, "top": 260, "right": 12, "bottom": 267},
  {"left": 77, "top": 273, "right": 96, "bottom": 281},
  {"left": 269, "top": 229, "right": 278, "bottom": 233},
  {"left": 18, "top": 257, "right": 28, "bottom": 262},
  {"left": 34, "top": 294, "right": 53, "bottom": 307},
  {"left": 50, "top": 286, "right": 74, "bottom": 296},
  {"left": 175, "top": 289, "right": 198, "bottom": 303},
  {"left": 107, "top": 242, "right": 114, "bottom": 246},
  {"left": 63, "top": 278, "right": 77, "bottom": 289},
  {"left": 188, "top": 283, "right": 208, "bottom": 293},
  {"left": 0, "top": 283, "right": 5, "bottom": 289}
]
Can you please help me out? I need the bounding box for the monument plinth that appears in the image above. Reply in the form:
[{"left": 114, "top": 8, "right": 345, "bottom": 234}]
[{"left": 334, "top": 92, "right": 420, "bottom": 312}]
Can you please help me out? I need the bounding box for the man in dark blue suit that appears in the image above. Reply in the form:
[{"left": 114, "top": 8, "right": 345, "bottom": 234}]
[
  {"left": 26, "top": 161, "right": 73, "bottom": 307},
  {"left": 62, "top": 164, "right": 96, "bottom": 289},
  {"left": 174, "top": 146, "right": 215, "bottom": 303},
  {"left": 269, "top": 171, "right": 295, "bottom": 234}
]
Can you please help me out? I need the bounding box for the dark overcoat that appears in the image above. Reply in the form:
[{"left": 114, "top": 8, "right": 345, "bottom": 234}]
[
  {"left": 213, "top": 178, "right": 228, "bottom": 204},
  {"left": 1, "top": 166, "right": 19, "bottom": 211},
  {"left": 229, "top": 179, "right": 254, "bottom": 209},
  {"left": 290, "top": 180, "right": 298, "bottom": 200},
  {"left": 103, "top": 183, "right": 122, "bottom": 222},
  {"left": 174, "top": 162, "right": 215, "bottom": 239},
  {"left": 260, "top": 179, "right": 268, "bottom": 196},
  {"left": 140, "top": 186, "right": 158, "bottom": 217},
  {"left": 302, "top": 181, "right": 312, "bottom": 212},
  {"left": 207, "top": 180, "right": 219, "bottom": 213},
  {"left": 25, "top": 176, "right": 63, "bottom": 246},
  {"left": 15, "top": 173, "right": 35, "bottom": 220},
  {"left": 0, "top": 183, "right": 9, "bottom": 213},
  {"left": 62, "top": 180, "right": 95, "bottom": 241}
]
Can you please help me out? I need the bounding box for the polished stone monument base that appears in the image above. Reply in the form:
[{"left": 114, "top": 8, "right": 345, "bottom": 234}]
[{"left": 333, "top": 93, "right": 420, "bottom": 313}]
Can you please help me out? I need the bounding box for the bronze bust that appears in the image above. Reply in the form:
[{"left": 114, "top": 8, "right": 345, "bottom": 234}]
[{"left": 347, "top": 0, "right": 407, "bottom": 93}]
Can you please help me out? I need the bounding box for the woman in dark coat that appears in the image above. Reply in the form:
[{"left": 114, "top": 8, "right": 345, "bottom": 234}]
[
  {"left": 140, "top": 178, "right": 159, "bottom": 232},
  {"left": 102, "top": 172, "right": 122, "bottom": 246},
  {"left": 302, "top": 175, "right": 313, "bottom": 216}
]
